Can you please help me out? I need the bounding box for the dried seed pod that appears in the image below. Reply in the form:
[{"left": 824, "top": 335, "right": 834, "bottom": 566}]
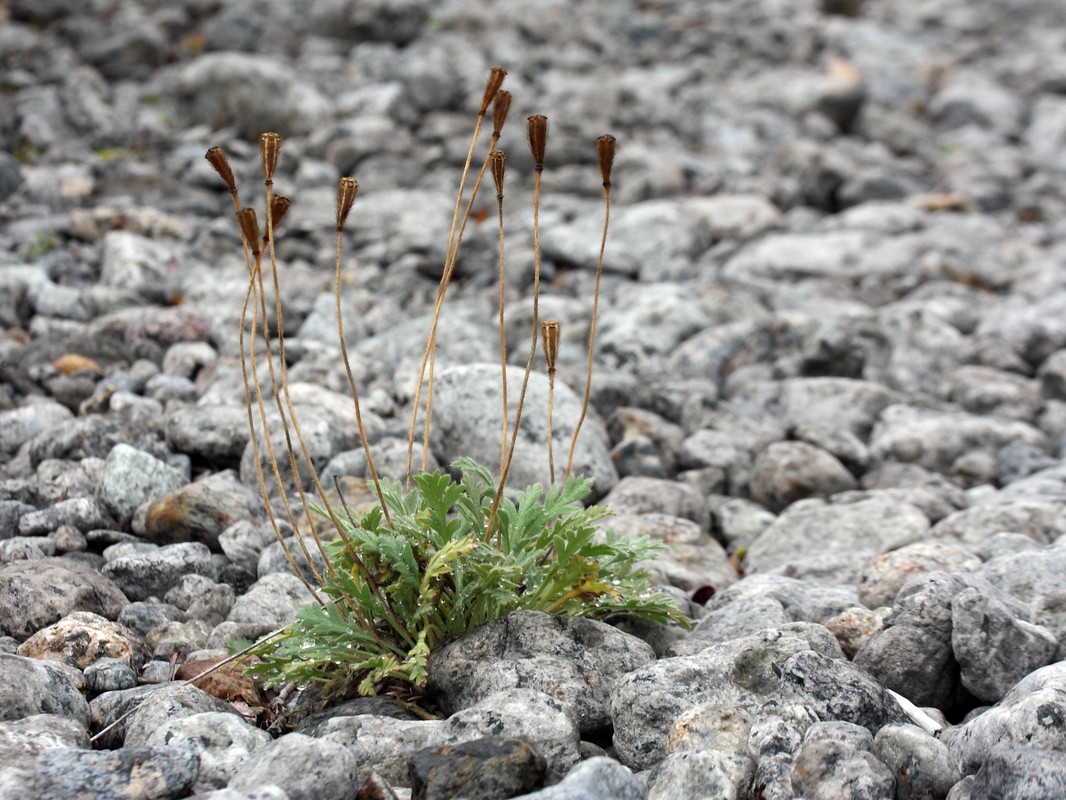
[
  {"left": 204, "top": 146, "right": 236, "bottom": 192},
  {"left": 336, "top": 177, "right": 358, "bottom": 230},
  {"left": 269, "top": 195, "right": 291, "bottom": 231},
  {"left": 492, "top": 91, "right": 512, "bottom": 138},
  {"left": 237, "top": 207, "right": 260, "bottom": 255},
  {"left": 527, "top": 115, "right": 548, "bottom": 171},
  {"left": 490, "top": 150, "right": 507, "bottom": 199},
  {"left": 597, "top": 134, "right": 616, "bottom": 188},
  {"left": 259, "top": 132, "right": 282, "bottom": 183},
  {"left": 542, "top": 320, "right": 560, "bottom": 371},
  {"left": 480, "top": 66, "right": 507, "bottom": 114}
]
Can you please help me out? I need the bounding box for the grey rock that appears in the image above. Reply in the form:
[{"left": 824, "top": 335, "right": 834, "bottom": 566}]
[
  {"left": 949, "top": 365, "right": 1043, "bottom": 423},
  {"left": 854, "top": 572, "right": 967, "bottom": 711},
  {"left": 0, "top": 653, "right": 89, "bottom": 725},
  {"left": 942, "top": 661, "right": 1066, "bottom": 773},
  {"left": 18, "top": 496, "right": 113, "bottom": 535},
  {"left": 607, "top": 512, "right": 736, "bottom": 593},
  {"left": 603, "top": 477, "right": 709, "bottom": 531},
  {"left": 122, "top": 682, "right": 244, "bottom": 748},
  {"left": 931, "top": 499, "right": 1066, "bottom": 546},
  {"left": 870, "top": 404, "right": 1046, "bottom": 474},
  {"left": 427, "top": 610, "right": 656, "bottom": 736},
  {"left": 951, "top": 586, "right": 1058, "bottom": 702},
  {"left": 315, "top": 688, "right": 581, "bottom": 785},
  {"left": 101, "top": 541, "right": 217, "bottom": 602},
  {"left": 407, "top": 736, "right": 547, "bottom": 800},
  {"left": 646, "top": 750, "right": 753, "bottom": 800},
  {"left": 970, "top": 744, "right": 1066, "bottom": 800},
  {"left": 256, "top": 535, "right": 329, "bottom": 583},
  {"left": 0, "top": 557, "right": 127, "bottom": 640},
  {"left": 872, "top": 724, "right": 962, "bottom": 800},
  {"left": 513, "top": 756, "right": 645, "bottom": 800},
  {"left": 0, "top": 535, "right": 54, "bottom": 562},
  {"left": 138, "top": 471, "right": 261, "bottom": 550},
  {"left": 198, "top": 788, "right": 291, "bottom": 800},
  {"left": 218, "top": 520, "right": 276, "bottom": 576},
  {"left": 226, "top": 572, "right": 316, "bottom": 628},
  {"left": 711, "top": 497, "right": 777, "bottom": 551},
  {"left": 597, "top": 282, "right": 712, "bottom": 355},
  {"left": 99, "top": 443, "right": 187, "bottom": 519},
  {"left": 98, "top": 230, "right": 181, "bottom": 303},
  {"left": 166, "top": 404, "right": 254, "bottom": 467},
  {"left": 161, "top": 341, "right": 218, "bottom": 380},
  {"left": 858, "top": 542, "right": 982, "bottom": 609},
  {"left": 0, "top": 400, "right": 73, "bottom": 454},
  {"left": 84, "top": 657, "right": 138, "bottom": 693},
  {"left": 34, "top": 744, "right": 199, "bottom": 800},
  {"left": 744, "top": 496, "right": 929, "bottom": 575},
  {"left": 750, "top": 440, "right": 858, "bottom": 512},
  {"left": 790, "top": 722, "right": 895, "bottom": 800},
  {"left": 429, "top": 363, "right": 618, "bottom": 498},
  {"left": 748, "top": 701, "right": 821, "bottom": 800},
  {"left": 0, "top": 714, "right": 87, "bottom": 798},
  {"left": 173, "top": 52, "right": 332, "bottom": 138},
  {"left": 610, "top": 623, "right": 844, "bottom": 769},
  {"left": 780, "top": 651, "right": 912, "bottom": 734},
  {"left": 143, "top": 711, "right": 272, "bottom": 788},
  {"left": 931, "top": 73, "right": 1025, "bottom": 135},
  {"left": 778, "top": 378, "right": 899, "bottom": 440},
  {"left": 117, "top": 600, "right": 184, "bottom": 639}
]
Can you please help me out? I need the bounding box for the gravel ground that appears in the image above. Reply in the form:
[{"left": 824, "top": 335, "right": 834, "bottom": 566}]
[{"left": 3, "top": 0, "right": 1066, "bottom": 798}]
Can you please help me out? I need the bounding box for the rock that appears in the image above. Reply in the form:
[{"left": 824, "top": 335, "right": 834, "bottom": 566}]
[
  {"left": 0, "top": 653, "right": 89, "bottom": 725},
  {"left": 408, "top": 737, "right": 547, "bottom": 800},
  {"left": 173, "top": 52, "right": 332, "bottom": 138},
  {"left": 101, "top": 541, "right": 217, "bottom": 602},
  {"left": 711, "top": 497, "right": 777, "bottom": 551},
  {"left": 951, "top": 586, "right": 1058, "bottom": 702},
  {"left": 0, "top": 557, "right": 127, "bottom": 640},
  {"left": 166, "top": 404, "right": 253, "bottom": 468},
  {"left": 872, "top": 724, "right": 962, "bottom": 800},
  {"left": 33, "top": 744, "right": 200, "bottom": 800},
  {"left": 513, "top": 756, "right": 645, "bottom": 800},
  {"left": 870, "top": 405, "right": 1047, "bottom": 474},
  {"left": 597, "top": 282, "right": 712, "bottom": 355},
  {"left": 824, "top": 607, "right": 891, "bottom": 659},
  {"left": 0, "top": 400, "right": 73, "bottom": 454},
  {"left": 218, "top": 520, "right": 277, "bottom": 575},
  {"left": 226, "top": 572, "right": 315, "bottom": 628},
  {"left": 857, "top": 542, "right": 982, "bottom": 609},
  {"left": 653, "top": 704, "right": 755, "bottom": 797},
  {"left": 117, "top": 600, "right": 185, "bottom": 639},
  {"left": 428, "top": 363, "right": 618, "bottom": 499},
  {"left": 646, "top": 750, "right": 754, "bottom": 800},
  {"left": 84, "top": 657, "right": 138, "bottom": 693},
  {"left": 744, "top": 496, "right": 929, "bottom": 576},
  {"left": 602, "top": 477, "right": 709, "bottom": 531},
  {"left": 142, "top": 711, "right": 272, "bottom": 788},
  {"left": 931, "top": 499, "right": 1066, "bottom": 546},
  {"left": 99, "top": 443, "right": 187, "bottom": 519},
  {"left": 427, "top": 610, "right": 656, "bottom": 736},
  {"left": 606, "top": 513, "right": 737, "bottom": 593},
  {"left": 610, "top": 622, "right": 844, "bottom": 769},
  {"left": 790, "top": 720, "right": 896, "bottom": 800},
  {"left": 0, "top": 714, "right": 88, "bottom": 797},
  {"left": 98, "top": 230, "right": 181, "bottom": 303},
  {"left": 780, "top": 650, "right": 912, "bottom": 734},
  {"left": 969, "top": 744, "right": 1066, "bottom": 800},
  {"left": 18, "top": 496, "right": 113, "bottom": 535},
  {"left": 15, "top": 610, "right": 138, "bottom": 669},
  {"left": 974, "top": 543, "right": 1066, "bottom": 604},
  {"left": 749, "top": 440, "right": 858, "bottom": 512},
  {"left": 139, "top": 472, "right": 261, "bottom": 550},
  {"left": 314, "top": 689, "right": 581, "bottom": 786},
  {"left": 120, "top": 682, "right": 245, "bottom": 748}
]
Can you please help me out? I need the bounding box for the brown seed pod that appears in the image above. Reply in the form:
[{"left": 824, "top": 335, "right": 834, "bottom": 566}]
[
  {"left": 597, "top": 134, "right": 616, "bottom": 188},
  {"left": 336, "top": 177, "right": 359, "bottom": 230},
  {"left": 490, "top": 150, "right": 507, "bottom": 199},
  {"left": 269, "top": 195, "right": 291, "bottom": 231},
  {"left": 541, "top": 320, "right": 560, "bottom": 371},
  {"left": 259, "top": 132, "right": 282, "bottom": 183},
  {"left": 492, "top": 91, "right": 512, "bottom": 138},
  {"left": 204, "top": 146, "right": 236, "bottom": 192},
  {"left": 480, "top": 66, "right": 507, "bottom": 114},
  {"left": 237, "top": 207, "right": 260, "bottom": 255},
  {"left": 527, "top": 115, "right": 548, "bottom": 171}
]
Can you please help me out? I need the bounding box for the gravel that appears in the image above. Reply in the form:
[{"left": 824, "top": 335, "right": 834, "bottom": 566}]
[{"left": 2, "top": 0, "right": 1066, "bottom": 797}]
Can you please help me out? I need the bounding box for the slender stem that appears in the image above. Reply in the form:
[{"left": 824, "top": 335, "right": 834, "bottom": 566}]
[
  {"left": 565, "top": 184, "right": 611, "bottom": 482},
  {"left": 495, "top": 181, "right": 508, "bottom": 475},
  {"left": 546, "top": 366, "right": 556, "bottom": 486}
]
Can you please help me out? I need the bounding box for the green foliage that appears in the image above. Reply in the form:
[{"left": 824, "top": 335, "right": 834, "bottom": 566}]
[{"left": 244, "top": 458, "right": 687, "bottom": 696}]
